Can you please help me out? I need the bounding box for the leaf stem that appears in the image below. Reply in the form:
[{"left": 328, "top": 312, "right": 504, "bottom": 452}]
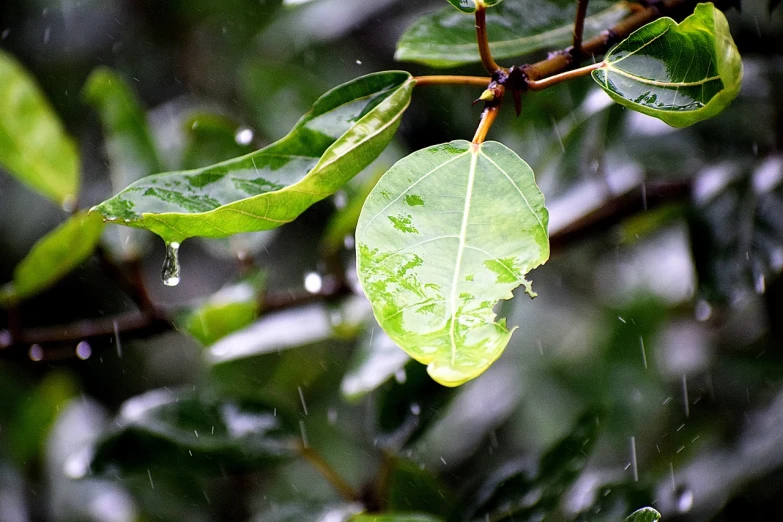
[
  {"left": 472, "top": 85, "right": 504, "bottom": 145},
  {"left": 572, "top": 0, "right": 590, "bottom": 56},
  {"left": 475, "top": 6, "right": 505, "bottom": 74},
  {"left": 527, "top": 61, "right": 605, "bottom": 91},
  {"left": 297, "top": 444, "right": 359, "bottom": 501},
  {"left": 414, "top": 75, "right": 490, "bottom": 88}
]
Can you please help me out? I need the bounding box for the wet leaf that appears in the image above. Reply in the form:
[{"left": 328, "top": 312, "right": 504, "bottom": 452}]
[
  {"left": 1, "top": 211, "right": 105, "bottom": 304},
  {"left": 89, "top": 388, "right": 296, "bottom": 473},
  {"left": 465, "top": 412, "right": 602, "bottom": 521},
  {"left": 254, "top": 502, "right": 363, "bottom": 522},
  {"left": 177, "top": 271, "right": 265, "bottom": 346},
  {"left": 396, "top": 0, "right": 629, "bottom": 68},
  {"left": 625, "top": 507, "right": 661, "bottom": 522},
  {"left": 341, "top": 322, "right": 411, "bottom": 401},
  {"left": 592, "top": 2, "right": 743, "bottom": 128},
  {"left": 0, "top": 49, "right": 80, "bottom": 206},
  {"left": 207, "top": 304, "right": 342, "bottom": 403},
  {"left": 356, "top": 140, "right": 549, "bottom": 387},
  {"left": 92, "top": 71, "right": 415, "bottom": 245},
  {"left": 446, "top": 0, "right": 504, "bottom": 14},
  {"left": 386, "top": 458, "right": 455, "bottom": 518}
]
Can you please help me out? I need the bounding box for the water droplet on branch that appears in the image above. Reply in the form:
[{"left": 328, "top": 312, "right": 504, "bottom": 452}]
[{"left": 161, "top": 242, "right": 181, "bottom": 286}]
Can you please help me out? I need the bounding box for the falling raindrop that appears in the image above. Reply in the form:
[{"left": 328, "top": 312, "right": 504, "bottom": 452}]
[
  {"left": 29, "top": 344, "right": 44, "bottom": 361},
  {"left": 75, "top": 341, "right": 92, "bottom": 360},
  {"left": 395, "top": 368, "right": 407, "bottom": 384},
  {"left": 755, "top": 274, "right": 766, "bottom": 294},
  {"left": 235, "top": 127, "right": 254, "bottom": 146},
  {"left": 410, "top": 403, "right": 421, "bottom": 415},
  {"left": 161, "top": 242, "right": 181, "bottom": 286}
]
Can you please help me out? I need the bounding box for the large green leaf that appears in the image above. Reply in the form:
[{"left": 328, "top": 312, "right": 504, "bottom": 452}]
[
  {"left": 92, "top": 71, "right": 415, "bottom": 245},
  {"left": 1, "top": 211, "right": 105, "bottom": 304},
  {"left": 592, "top": 2, "right": 743, "bottom": 128},
  {"left": 396, "top": 0, "right": 630, "bottom": 68},
  {"left": 0, "top": 50, "right": 80, "bottom": 206},
  {"left": 356, "top": 140, "right": 549, "bottom": 387},
  {"left": 446, "top": 0, "right": 503, "bottom": 14}
]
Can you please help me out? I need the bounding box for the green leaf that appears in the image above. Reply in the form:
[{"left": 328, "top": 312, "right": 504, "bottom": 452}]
[
  {"left": 356, "top": 140, "right": 549, "bottom": 387},
  {"left": 396, "top": 0, "right": 630, "bottom": 68},
  {"left": 386, "top": 458, "right": 454, "bottom": 518},
  {"left": 177, "top": 271, "right": 265, "bottom": 346},
  {"left": 350, "top": 515, "right": 443, "bottom": 522},
  {"left": 92, "top": 71, "right": 415, "bottom": 245},
  {"left": 464, "top": 412, "right": 602, "bottom": 520},
  {"left": 0, "top": 49, "right": 80, "bottom": 206},
  {"left": 83, "top": 67, "right": 162, "bottom": 193},
  {"left": 625, "top": 507, "right": 661, "bottom": 522},
  {"left": 446, "top": 0, "right": 503, "bottom": 14},
  {"left": 1, "top": 211, "right": 105, "bottom": 304},
  {"left": 592, "top": 2, "right": 743, "bottom": 128},
  {"left": 88, "top": 388, "right": 296, "bottom": 474}
]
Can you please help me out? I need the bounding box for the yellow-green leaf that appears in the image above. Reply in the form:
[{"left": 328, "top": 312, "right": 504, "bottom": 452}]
[{"left": 0, "top": 50, "right": 80, "bottom": 206}]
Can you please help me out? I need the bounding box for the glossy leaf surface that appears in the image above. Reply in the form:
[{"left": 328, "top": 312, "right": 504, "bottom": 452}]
[
  {"left": 356, "top": 140, "right": 549, "bottom": 387},
  {"left": 592, "top": 2, "right": 742, "bottom": 128},
  {"left": 177, "top": 272, "right": 265, "bottom": 346},
  {"left": 92, "top": 71, "right": 415, "bottom": 244},
  {"left": 446, "top": 0, "right": 503, "bottom": 14},
  {"left": 397, "top": 0, "right": 629, "bottom": 68},
  {"left": 0, "top": 50, "right": 80, "bottom": 205},
  {"left": 89, "top": 389, "right": 296, "bottom": 473},
  {"left": 1, "top": 211, "right": 105, "bottom": 304},
  {"left": 180, "top": 112, "right": 254, "bottom": 170},
  {"left": 625, "top": 507, "right": 661, "bottom": 522}
]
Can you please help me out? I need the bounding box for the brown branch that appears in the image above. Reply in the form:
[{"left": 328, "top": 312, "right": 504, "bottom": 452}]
[
  {"left": 414, "top": 75, "right": 490, "bottom": 88},
  {"left": 297, "top": 444, "right": 359, "bottom": 501},
  {"left": 572, "top": 0, "right": 591, "bottom": 56},
  {"left": 527, "top": 61, "right": 604, "bottom": 91},
  {"left": 475, "top": 5, "right": 504, "bottom": 74},
  {"left": 550, "top": 181, "right": 691, "bottom": 253}
]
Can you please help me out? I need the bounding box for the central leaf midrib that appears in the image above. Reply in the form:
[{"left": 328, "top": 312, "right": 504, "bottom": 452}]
[{"left": 448, "top": 147, "right": 479, "bottom": 366}]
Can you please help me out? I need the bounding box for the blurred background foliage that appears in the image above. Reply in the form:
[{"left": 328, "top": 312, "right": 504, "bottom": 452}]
[{"left": 0, "top": 0, "right": 782, "bottom": 520}]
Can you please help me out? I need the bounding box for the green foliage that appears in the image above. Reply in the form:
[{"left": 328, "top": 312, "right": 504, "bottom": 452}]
[
  {"left": 625, "top": 507, "right": 662, "bottom": 522},
  {"left": 592, "top": 2, "right": 742, "bottom": 128},
  {"left": 397, "top": 0, "right": 629, "bottom": 68},
  {"left": 1, "top": 211, "right": 105, "bottom": 304},
  {"left": 0, "top": 49, "right": 80, "bottom": 206},
  {"left": 356, "top": 140, "right": 548, "bottom": 386},
  {"left": 92, "top": 71, "right": 415, "bottom": 244}
]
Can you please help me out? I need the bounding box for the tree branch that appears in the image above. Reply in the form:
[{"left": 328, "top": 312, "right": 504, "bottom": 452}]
[
  {"left": 475, "top": 5, "right": 504, "bottom": 74},
  {"left": 572, "top": 0, "right": 591, "bottom": 56}
]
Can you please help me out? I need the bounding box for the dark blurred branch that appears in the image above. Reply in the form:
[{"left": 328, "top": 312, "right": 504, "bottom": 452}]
[
  {"left": 572, "top": 0, "right": 590, "bottom": 56},
  {"left": 550, "top": 180, "right": 692, "bottom": 252}
]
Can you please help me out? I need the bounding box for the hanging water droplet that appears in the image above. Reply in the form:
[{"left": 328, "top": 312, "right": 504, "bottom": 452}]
[
  {"left": 161, "top": 242, "right": 181, "bottom": 286},
  {"left": 694, "top": 299, "right": 712, "bottom": 322},
  {"left": 75, "top": 341, "right": 92, "bottom": 360},
  {"left": 304, "top": 272, "right": 322, "bottom": 294},
  {"left": 29, "top": 344, "right": 44, "bottom": 361}
]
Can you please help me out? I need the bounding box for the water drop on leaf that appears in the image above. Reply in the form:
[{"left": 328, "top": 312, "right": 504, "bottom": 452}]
[{"left": 161, "top": 242, "right": 181, "bottom": 286}]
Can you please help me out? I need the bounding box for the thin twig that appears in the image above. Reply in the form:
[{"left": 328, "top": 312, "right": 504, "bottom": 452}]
[
  {"left": 297, "top": 444, "right": 359, "bottom": 501},
  {"left": 572, "top": 0, "right": 591, "bottom": 56},
  {"left": 475, "top": 5, "right": 504, "bottom": 74},
  {"left": 527, "top": 62, "right": 604, "bottom": 91},
  {"left": 414, "top": 75, "right": 490, "bottom": 88}
]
